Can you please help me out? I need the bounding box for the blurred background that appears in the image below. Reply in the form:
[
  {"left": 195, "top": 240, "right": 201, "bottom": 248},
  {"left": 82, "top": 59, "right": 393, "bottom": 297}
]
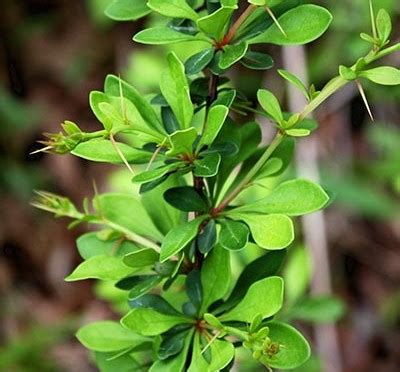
[{"left": 1, "top": 0, "right": 399, "bottom": 371}]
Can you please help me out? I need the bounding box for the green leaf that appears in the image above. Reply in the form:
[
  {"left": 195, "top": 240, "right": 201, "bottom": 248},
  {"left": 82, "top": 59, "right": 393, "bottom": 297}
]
[
  {"left": 164, "top": 186, "right": 207, "bottom": 212},
  {"left": 249, "top": 5, "right": 332, "bottom": 45},
  {"left": 194, "top": 153, "right": 221, "bottom": 177},
  {"left": 121, "top": 308, "right": 189, "bottom": 336},
  {"left": 160, "top": 216, "right": 208, "bottom": 262},
  {"left": 208, "top": 339, "right": 235, "bottom": 371},
  {"left": 218, "top": 219, "right": 249, "bottom": 251},
  {"left": 132, "top": 162, "right": 183, "bottom": 184},
  {"left": 133, "top": 27, "right": 200, "bottom": 45},
  {"left": 255, "top": 157, "right": 283, "bottom": 180},
  {"left": 65, "top": 255, "right": 133, "bottom": 281},
  {"left": 105, "top": 75, "right": 164, "bottom": 133},
  {"left": 257, "top": 89, "right": 283, "bottom": 124},
  {"left": 161, "top": 52, "right": 193, "bottom": 129},
  {"left": 197, "top": 219, "right": 217, "bottom": 254},
  {"left": 185, "top": 48, "right": 215, "bottom": 75},
  {"left": 259, "top": 321, "right": 310, "bottom": 369},
  {"left": 339, "top": 65, "right": 357, "bottom": 81},
  {"left": 188, "top": 334, "right": 210, "bottom": 372},
  {"left": 97, "top": 193, "right": 164, "bottom": 240},
  {"left": 105, "top": 0, "right": 151, "bottom": 21},
  {"left": 359, "top": 66, "right": 400, "bottom": 86},
  {"left": 77, "top": 232, "right": 138, "bottom": 259},
  {"left": 197, "top": 5, "right": 237, "bottom": 40},
  {"left": 72, "top": 139, "right": 151, "bottom": 164},
  {"left": 186, "top": 269, "right": 203, "bottom": 309},
  {"left": 94, "top": 351, "right": 140, "bottom": 372},
  {"left": 129, "top": 294, "right": 181, "bottom": 316},
  {"left": 127, "top": 275, "right": 163, "bottom": 300},
  {"left": 76, "top": 321, "right": 147, "bottom": 352},
  {"left": 219, "top": 42, "right": 248, "bottom": 69},
  {"left": 288, "top": 296, "right": 345, "bottom": 324},
  {"left": 222, "top": 251, "right": 286, "bottom": 311},
  {"left": 123, "top": 248, "right": 159, "bottom": 268},
  {"left": 148, "top": 0, "right": 198, "bottom": 21},
  {"left": 167, "top": 127, "right": 198, "bottom": 156},
  {"left": 232, "top": 179, "right": 330, "bottom": 216},
  {"left": 240, "top": 50, "right": 274, "bottom": 70},
  {"left": 158, "top": 329, "right": 189, "bottom": 360},
  {"left": 278, "top": 69, "right": 309, "bottom": 99},
  {"left": 150, "top": 330, "right": 193, "bottom": 372},
  {"left": 89, "top": 91, "right": 113, "bottom": 130},
  {"left": 197, "top": 105, "right": 229, "bottom": 150},
  {"left": 286, "top": 128, "right": 310, "bottom": 137},
  {"left": 200, "top": 245, "right": 231, "bottom": 314},
  {"left": 219, "top": 277, "right": 284, "bottom": 322},
  {"left": 230, "top": 213, "right": 294, "bottom": 250},
  {"left": 376, "top": 9, "right": 392, "bottom": 44}
]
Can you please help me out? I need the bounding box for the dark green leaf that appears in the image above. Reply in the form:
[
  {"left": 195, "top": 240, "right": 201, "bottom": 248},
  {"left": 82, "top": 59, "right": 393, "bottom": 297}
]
[
  {"left": 186, "top": 270, "right": 203, "bottom": 309},
  {"left": 161, "top": 106, "right": 180, "bottom": 134},
  {"left": 129, "top": 294, "right": 181, "bottom": 316},
  {"left": 197, "top": 219, "right": 217, "bottom": 254},
  {"left": 158, "top": 329, "right": 189, "bottom": 360},
  {"left": 128, "top": 276, "right": 163, "bottom": 300},
  {"left": 185, "top": 48, "right": 215, "bottom": 75},
  {"left": 241, "top": 51, "right": 274, "bottom": 70},
  {"left": 164, "top": 186, "right": 207, "bottom": 212}
]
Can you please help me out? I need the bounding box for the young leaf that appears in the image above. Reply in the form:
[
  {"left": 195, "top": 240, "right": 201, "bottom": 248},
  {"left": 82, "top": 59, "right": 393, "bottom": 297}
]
[
  {"left": 278, "top": 69, "right": 309, "bottom": 100},
  {"left": 197, "top": 5, "right": 237, "bottom": 40},
  {"left": 184, "top": 48, "right": 215, "bottom": 75},
  {"left": 121, "top": 308, "right": 189, "bottom": 336},
  {"left": 376, "top": 9, "right": 392, "bottom": 44},
  {"left": 218, "top": 219, "right": 249, "bottom": 251},
  {"left": 257, "top": 89, "right": 283, "bottom": 124},
  {"left": 197, "top": 105, "right": 229, "bottom": 150},
  {"left": 219, "top": 42, "right": 248, "bottom": 69},
  {"left": 359, "top": 66, "right": 400, "bottom": 86},
  {"left": 286, "top": 128, "right": 310, "bottom": 137},
  {"left": 197, "top": 219, "right": 217, "bottom": 254},
  {"left": 147, "top": 0, "right": 199, "bottom": 21},
  {"left": 229, "top": 213, "right": 294, "bottom": 250},
  {"left": 164, "top": 186, "right": 207, "bottom": 212},
  {"left": 259, "top": 321, "right": 310, "bottom": 369},
  {"left": 200, "top": 245, "right": 231, "bottom": 314},
  {"left": 231, "top": 179, "right": 330, "bottom": 216},
  {"left": 123, "top": 248, "right": 159, "bottom": 268},
  {"left": 167, "top": 127, "right": 198, "bottom": 156},
  {"left": 133, "top": 27, "right": 200, "bottom": 45},
  {"left": 249, "top": 5, "right": 332, "bottom": 45},
  {"left": 219, "top": 277, "right": 284, "bottom": 322},
  {"left": 160, "top": 52, "right": 193, "bottom": 129},
  {"left": 193, "top": 153, "right": 221, "bottom": 177},
  {"left": 240, "top": 51, "right": 274, "bottom": 70},
  {"left": 65, "top": 255, "right": 133, "bottom": 281},
  {"left": 160, "top": 216, "right": 208, "bottom": 262},
  {"left": 105, "top": 0, "right": 151, "bottom": 21},
  {"left": 76, "top": 321, "right": 147, "bottom": 352},
  {"left": 72, "top": 139, "right": 152, "bottom": 164}
]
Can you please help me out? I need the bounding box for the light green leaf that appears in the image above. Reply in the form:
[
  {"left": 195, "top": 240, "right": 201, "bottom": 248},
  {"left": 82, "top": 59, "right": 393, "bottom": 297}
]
[
  {"left": 233, "top": 179, "right": 329, "bottom": 216},
  {"left": 90, "top": 91, "right": 113, "bottom": 130},
  {"left": 148, "top": 0, "right": 198, "bottom": 21},
  {"left": 208, "top": 339, "right": 235, "bottom": 371},
  {"left": 249, "top": 5, "right": 332, "bottom": 45},
  {"left": 72, "top": 139, "right": 151, "bottom": 164},
  {"left": 194, "top": 153, "right": 221, "bottom": 177},
  {"left": 123, "top": 248, "right": 159, "bottom": 268},
  {"left": 219, "top": 42, "right": 248, "bottom": 69},
  {"left": 188, "top": 334, "right": 210, "bottom": 372},
  {"left": 121, "top": 308, "right": 189, "bottom": 336},
  {"left": 219, "top": 277, "right": 284, "bottom": 322},
  {"left": 200, "top": 245, "right": 231, "bottom": 314},
  {"left": 197, "top": 105, "right": 229, "bottom": 150},
  {"left": 218, "top": 219, "right": 249, "bottom": 251},
  {"left": 259, "top": 321, "right": 310, "bottom": 369},
  {"left": 161, "top": 53, "right": 193, "bottom": 129},
  {"left": 197, "top": 6, "right": 237, "bottom": 40},
  {"left": 286, "top": 128, "right": 310, "bottom": 137},
  {"left": 257, "top": 89, "right": 283, "bottom": 124},
  {"left": 105, "top": 0, "right": 150, "bottom": 21},
  {"left": 376, "top": 9, "right": 392, "bottom": 44},
  {"left": 133, "top": 27, "right": 200, "bottom": 45},
  {"left": 76, "top": 321, "right": 147, "bottom": 352},
  {"left": 359, "top": 66, "right": 400, "bottom": 86},
  {"left": 65, "top": 255, "right": 133, "bottom": 281},
  {"left": 97, "top": 193, "right": 164, "bottom": 241},
  {"left": 255, "top": 157, "right": 283, "bottom": 180},
  {"left": 167, "top": 127, "right": 198, "bottom": 156},
  {"left": 160, "top": 216, "right": 208, "bottom": 262},
  {"left": 278, "top": 69, "right": 309, "bottom": 100}
]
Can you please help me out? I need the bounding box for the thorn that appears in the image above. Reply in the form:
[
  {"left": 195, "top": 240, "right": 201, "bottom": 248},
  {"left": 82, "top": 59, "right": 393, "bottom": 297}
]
[
  {"left": 146, "top": 138, "right": 166, "bottom": 171},
  {"left": 30, "top": 146, "right": 53, "bottom": 155},
  {"left": 265, "top": 6, "right": 287, "bottom": 37},
  {"left": 201, "top": 331, "right": 221, "bottom": 355},
  {"left": 118, "top": 74, "right": 127, "bottom": 124},
  {"left": 110, "top": 133, "right": 135, "bottom": 174},
  {"left": 356, "top": 80, "right": 374, "bottom": 121}
]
